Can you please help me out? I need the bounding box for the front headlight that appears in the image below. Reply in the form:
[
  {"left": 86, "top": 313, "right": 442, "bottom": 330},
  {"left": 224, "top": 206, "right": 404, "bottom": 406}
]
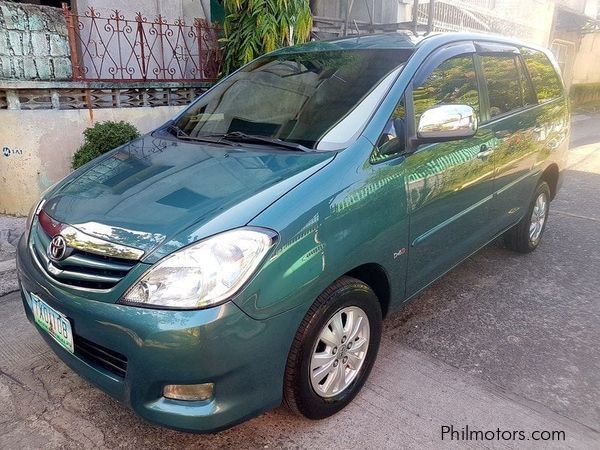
[
  {"left": 25, "top": 198, "right": 46, "bottom": 231},
  {"left": 121, "top": 227, "right": 277, "bottom": 309},
  {"left": 26, "top": 181, "right": 59, "bottom": 231}
]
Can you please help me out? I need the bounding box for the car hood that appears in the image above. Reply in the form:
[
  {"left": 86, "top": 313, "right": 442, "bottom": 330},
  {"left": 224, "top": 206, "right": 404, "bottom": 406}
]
[{"left": 42, "top": 134, "right": 334, "bottom": 258}]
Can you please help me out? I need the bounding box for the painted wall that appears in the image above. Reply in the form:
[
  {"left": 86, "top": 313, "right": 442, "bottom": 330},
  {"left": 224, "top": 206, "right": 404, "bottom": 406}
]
[
  {"left": 311, "top": 0, "right": 408, "bottom": 23},
  {"left": 556, "top": 0, "right": 599, "bottom": 17},
  {"left": 0, "top": 105, "right": 184, "bottom": 215},
  {"left": 0, "top": 1, "right": 71, "bottom": 80},
  {"left": 572, "top": 33, "right": 600, "bottom": 84},
  {"left": 73, "top": 0, "right": 211, "bottom": 22},
  {"left": 70, "top": 0, "right": 213, "bottom": 81}
]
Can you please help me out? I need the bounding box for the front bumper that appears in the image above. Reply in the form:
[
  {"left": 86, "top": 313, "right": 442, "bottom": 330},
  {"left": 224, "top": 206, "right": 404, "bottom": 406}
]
[{"left": 16, "top": 234, "right": 299, "bottom": 433}]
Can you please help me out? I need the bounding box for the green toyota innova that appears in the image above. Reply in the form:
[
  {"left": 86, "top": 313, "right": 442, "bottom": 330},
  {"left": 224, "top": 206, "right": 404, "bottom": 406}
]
[{"left": 17, "top": 32, "right": 569, "bottom": 432}]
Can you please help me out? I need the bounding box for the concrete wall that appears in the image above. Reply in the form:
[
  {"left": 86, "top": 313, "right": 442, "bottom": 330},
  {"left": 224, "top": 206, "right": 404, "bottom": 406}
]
[
  {"left": 71, "top": 0, "right": 213, "bottom": 81},
  {"left": 0, "top": 105, "right": 184, "bottom": 215},
  {"left": 551, "top": 28, "right": 583, "bottom": 88},
  {"left": 311, "top": 0, "right": 408, "bottom": 24},
  {"left": 0, "top": 1, "right": 71, "bottom": 80},
  {"left": 572, "top": 33, "right": 600, "bottom": 84},
  {"left": 556, "top": 0, "right": 599, "bottom": 17},
  {"left": 74, "top": 0, "right": 211, "bottom": 22}
]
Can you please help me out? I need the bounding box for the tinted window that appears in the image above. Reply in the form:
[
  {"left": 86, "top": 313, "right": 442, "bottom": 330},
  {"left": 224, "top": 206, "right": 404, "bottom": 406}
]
[
  {"left": 413, "top": 55, "right": 480, "bottom": 123},
  {"left": 481, "top": 55, "right": 523, "bottom": 117},
  {"left": 520, "top": 47, "right": 563, "bottom": 102}
]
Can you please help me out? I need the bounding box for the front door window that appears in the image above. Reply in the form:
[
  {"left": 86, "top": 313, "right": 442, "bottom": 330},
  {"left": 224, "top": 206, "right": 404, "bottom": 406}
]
[{"left": 413, "top": 55, "right": 480, "bottom": 124}]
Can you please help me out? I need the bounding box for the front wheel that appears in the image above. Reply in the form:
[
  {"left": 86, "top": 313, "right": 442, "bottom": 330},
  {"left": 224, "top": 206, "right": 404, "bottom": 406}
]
[
  {"left": 504, "top": 181, "right": 551, "bottom": 253},
  {"left": 283, "top": 276, "right": 382, "bottom": 419}
]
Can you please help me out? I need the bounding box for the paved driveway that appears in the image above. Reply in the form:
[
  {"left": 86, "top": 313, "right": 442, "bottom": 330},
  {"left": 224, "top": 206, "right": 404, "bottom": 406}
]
[{"left": 1, "top": 115, "right": 599, "bottom": 448}]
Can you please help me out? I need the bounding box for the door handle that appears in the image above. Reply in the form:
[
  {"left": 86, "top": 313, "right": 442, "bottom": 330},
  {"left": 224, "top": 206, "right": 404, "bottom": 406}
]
[{"left": 477, "top": 144, "right": 494, "bottom": 159}]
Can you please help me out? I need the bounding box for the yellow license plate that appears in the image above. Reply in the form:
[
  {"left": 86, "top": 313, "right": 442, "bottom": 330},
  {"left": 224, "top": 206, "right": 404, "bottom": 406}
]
[{"left": 31, "top": 293, "right": 74, "bottom": 354}]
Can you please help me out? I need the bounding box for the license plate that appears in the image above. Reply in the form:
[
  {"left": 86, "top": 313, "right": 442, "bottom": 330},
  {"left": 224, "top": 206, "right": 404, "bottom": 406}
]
[{"left": 31, "top": 293, "right": 74, "bottom": 353}]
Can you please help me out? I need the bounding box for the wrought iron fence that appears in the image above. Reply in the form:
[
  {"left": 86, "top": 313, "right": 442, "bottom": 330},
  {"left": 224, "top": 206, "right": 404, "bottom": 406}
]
[{"left": 62, "top": 5, "right": 222, "bottom": 82}]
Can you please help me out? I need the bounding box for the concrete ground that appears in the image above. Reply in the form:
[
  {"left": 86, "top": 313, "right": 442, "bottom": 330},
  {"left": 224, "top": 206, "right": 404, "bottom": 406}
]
[
  {"left": 0, "top": 215, "right": 25, "bottom": 296},
  {"left": 1, "top": 115, "right": 599, "bottom": 449}
]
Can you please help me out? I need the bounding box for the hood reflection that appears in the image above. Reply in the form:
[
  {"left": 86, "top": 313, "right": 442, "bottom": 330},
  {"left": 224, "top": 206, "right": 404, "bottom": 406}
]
[{"left": 44, "top": 134, "right": 333, "bottom": 254}]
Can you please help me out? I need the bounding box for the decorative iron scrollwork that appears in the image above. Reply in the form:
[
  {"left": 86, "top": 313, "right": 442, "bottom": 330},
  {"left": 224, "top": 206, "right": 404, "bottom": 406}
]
[{"left": 62, "top": 6, "right": 222, "bottom": 82}]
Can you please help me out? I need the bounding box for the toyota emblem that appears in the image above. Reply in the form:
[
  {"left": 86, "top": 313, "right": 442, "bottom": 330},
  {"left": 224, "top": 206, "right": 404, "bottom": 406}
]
[{"left": 48, "top": 235, "right": 67, "bottom": 261}]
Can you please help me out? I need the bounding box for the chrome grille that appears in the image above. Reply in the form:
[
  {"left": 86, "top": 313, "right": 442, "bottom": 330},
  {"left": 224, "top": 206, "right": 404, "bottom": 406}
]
[{"left": 29, "top": 214, "right": 141, "bottom": 290}]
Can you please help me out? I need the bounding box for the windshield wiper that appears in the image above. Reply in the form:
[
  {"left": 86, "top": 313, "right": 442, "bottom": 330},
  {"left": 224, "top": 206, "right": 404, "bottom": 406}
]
[
  {"left": 166, "top": 124, "right": 235, "bottom": 146},
  {"left": 208, "top": 131, "right": 312, "bottom": 152},
  {"left": 166, "top": 125, "right": 310, "bottom": 151}
]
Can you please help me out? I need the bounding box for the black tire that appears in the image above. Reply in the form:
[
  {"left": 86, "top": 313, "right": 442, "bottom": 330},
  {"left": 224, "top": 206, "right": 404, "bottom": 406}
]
[
  {"left": 504, "top": 181, "right": 551, "bottom": 253},
  {"left": 283, "top": 276, "right": 382, "bottom": 419}
]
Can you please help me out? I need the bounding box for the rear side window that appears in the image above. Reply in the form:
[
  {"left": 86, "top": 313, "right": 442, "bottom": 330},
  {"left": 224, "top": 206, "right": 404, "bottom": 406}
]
[
  {"left": 413, "top": 54, "right": 480, "bottom": 123},
  {"left": 480, "top": 54, "right": 523, "bottom": 118},
  {"left": 520, "top": 47, "right": 563, "bottom": 102}
]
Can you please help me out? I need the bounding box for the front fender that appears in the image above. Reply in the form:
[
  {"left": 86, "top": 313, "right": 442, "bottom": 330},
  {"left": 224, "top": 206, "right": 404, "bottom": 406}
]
[{"left": 233, "top": 138, "right": 410, "bottom": 320}]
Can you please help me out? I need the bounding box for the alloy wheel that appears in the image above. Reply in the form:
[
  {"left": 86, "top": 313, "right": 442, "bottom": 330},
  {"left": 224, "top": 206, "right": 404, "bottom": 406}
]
[
  {"left": 529, "top": 191, "right": 548, "bottom": 245},
  {"left": 309, "top": 306, "right": 370, "bottom": 398}
]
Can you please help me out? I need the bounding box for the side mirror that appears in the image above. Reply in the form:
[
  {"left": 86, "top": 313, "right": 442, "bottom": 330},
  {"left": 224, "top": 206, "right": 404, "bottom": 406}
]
[{"left": 417, "top": 104, "right": 478, "bottom": 143}]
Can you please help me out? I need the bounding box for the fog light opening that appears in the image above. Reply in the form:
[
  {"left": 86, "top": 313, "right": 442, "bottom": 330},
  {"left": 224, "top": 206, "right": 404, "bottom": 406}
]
[{"left": 163, "top": 383, "right": 214, "bottom": 401}]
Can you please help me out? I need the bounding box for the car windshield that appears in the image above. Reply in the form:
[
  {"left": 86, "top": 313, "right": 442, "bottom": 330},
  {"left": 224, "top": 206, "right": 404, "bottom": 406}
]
[{"left": 173, "top": 48, "right": 413, "bottom": 150}]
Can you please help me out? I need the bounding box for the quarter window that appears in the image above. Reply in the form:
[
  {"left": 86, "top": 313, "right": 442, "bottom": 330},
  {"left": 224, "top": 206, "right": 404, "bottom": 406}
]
[
  {"left": 520, "top": 47, "right": 563, "bottom": 103},
  {"left": 372, "top": 98, "right": 406, "bottom": 163},
  {"left": 516, "top": 57, "right": 537, "bottom": 107},
  {"left": 413, "top": 54, "right": 480, "bottom": 123},
  {"left": 480, "top": 55, "right": 523, "bottom": 118}
]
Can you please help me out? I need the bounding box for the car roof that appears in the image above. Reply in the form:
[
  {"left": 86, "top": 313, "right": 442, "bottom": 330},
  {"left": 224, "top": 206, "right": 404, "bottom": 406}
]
[
  {"left": 317, "top": 32, "right": 424, "bottom": 49},
  {"left": 277, "top": 31, "right": 550, "bottom": 55}
]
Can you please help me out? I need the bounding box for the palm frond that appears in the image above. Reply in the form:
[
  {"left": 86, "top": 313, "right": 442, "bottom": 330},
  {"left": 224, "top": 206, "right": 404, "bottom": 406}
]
[{"left": 221, "top": 0, "right": 312, "bottom": 75}]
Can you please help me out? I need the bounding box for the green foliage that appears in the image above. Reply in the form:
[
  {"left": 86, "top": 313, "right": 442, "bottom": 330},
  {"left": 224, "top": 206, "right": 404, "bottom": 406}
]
[
  {"left": 72, "top": 121, "right": 140, "bottom": 169},
  {"left": 220, "top": 0, "right": 312, "bottom": 75},
  {"left": 570, "top": 82, "right": 600, "bottom": 108}
]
